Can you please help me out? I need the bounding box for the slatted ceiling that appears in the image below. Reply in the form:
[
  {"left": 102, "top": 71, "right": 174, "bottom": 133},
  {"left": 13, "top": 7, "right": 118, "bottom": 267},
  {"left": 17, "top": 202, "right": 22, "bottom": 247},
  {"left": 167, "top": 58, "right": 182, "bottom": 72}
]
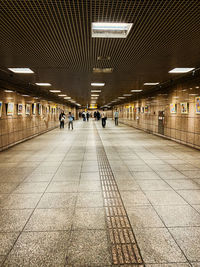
[{"left": 0, "top": 1, "right": 200, "bottom": 106}]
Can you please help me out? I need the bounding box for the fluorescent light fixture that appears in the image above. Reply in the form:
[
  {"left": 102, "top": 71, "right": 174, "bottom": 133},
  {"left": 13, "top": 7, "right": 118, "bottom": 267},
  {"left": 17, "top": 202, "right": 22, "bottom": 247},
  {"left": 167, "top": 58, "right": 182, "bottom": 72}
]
[
  {"left": 144, "top": 82, "right": 159, "bottom": 86},
  {"left": 22, "top": 95, "right": 29, "bottom": 97},
  {"left": 4, "top": 90, "right": 13, "bottom": 93},
  {"left": 131, "top": 90, "right": 143, "bottom": 92},
  {"left": 91, "top": 97, "right": 98, "bottom": 99},
  {"left": 189, "top": 94, "right": 198, "bottom": 96},
  {"left": 91, "top": 94, "right": 99, "bottom": 97},
  {"left": 49, "top": 90, "right": 61, "bottom": 93},
  {"left": 169, "top": 68, "right": 195, "bottom": 73},
  {"left": 64, "top": 97, "right": 71, "bottom": 99},
  {"left": 91, "top": 83, "right": 105, "bottom": 87},
  {"left": 92, "top": 22, "right": 133, "bottom": 38},
  {"left": 8, "top": 68, "right": 34, "bottom": 73},
  {"left": 93, "top": 68, "right": 113, "bottom": 73},
  {"left": 91, "top": 90, "right": 101, "bottom": 93},
  {"left": 123, "top": 94, "right": 132, "bottom": 96},
  {"left": 35, "top": 83, "right": 51, "bottom": 86},
  {"left": 118, "top": 97, "right": 125, "bottom": 99},
  {"left": 58, "top": 94, "right": 67, "bottom": 97}
]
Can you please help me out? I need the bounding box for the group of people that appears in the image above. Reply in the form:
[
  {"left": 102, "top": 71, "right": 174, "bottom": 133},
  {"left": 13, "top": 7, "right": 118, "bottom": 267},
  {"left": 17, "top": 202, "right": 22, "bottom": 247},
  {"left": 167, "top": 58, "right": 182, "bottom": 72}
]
[
  {"left": 59, "top": 109, "right": 119, "bottom": 129},
  {"left": 59, "top": 111, "right": 74, "bottom": 130}
]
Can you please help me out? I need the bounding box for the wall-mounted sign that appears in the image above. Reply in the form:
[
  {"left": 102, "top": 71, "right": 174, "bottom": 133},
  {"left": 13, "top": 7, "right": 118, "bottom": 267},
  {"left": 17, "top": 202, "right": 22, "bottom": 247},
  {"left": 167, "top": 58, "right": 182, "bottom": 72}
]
[
  {"left": 89, "top": 104, "right": 97, "bottom": 109},
  {"left": 18, "top": 104, "right": 23, "bottom": 115},
  {"left": 7, "top": 102, "right": 14, "bottom": 116}
]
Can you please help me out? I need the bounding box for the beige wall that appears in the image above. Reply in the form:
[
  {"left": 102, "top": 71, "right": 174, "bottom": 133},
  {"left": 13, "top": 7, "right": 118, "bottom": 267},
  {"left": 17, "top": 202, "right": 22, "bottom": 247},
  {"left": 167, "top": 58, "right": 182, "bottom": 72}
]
[
  {"left": 0, "top": 90, "right": 76, "bottom": 151},
  {"left": 114, "top": 80, "right": 200, "bottom": 149}
]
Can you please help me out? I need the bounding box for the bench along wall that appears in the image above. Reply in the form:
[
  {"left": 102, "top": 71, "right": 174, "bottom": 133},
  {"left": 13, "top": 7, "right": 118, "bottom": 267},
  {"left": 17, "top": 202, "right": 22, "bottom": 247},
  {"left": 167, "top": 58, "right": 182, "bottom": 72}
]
[
  {"left": 114, "top": 80, "right": 200, "bottom": 149},
  {"left": 0, "top": 90, "right": 76, "bottom": 151}
]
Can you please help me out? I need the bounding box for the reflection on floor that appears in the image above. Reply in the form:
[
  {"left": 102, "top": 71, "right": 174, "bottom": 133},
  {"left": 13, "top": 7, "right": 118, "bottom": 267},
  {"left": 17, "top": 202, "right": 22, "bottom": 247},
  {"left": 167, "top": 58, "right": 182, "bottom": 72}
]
[{"left": 0, "top": 119, "right": 200, "bottom": 266}]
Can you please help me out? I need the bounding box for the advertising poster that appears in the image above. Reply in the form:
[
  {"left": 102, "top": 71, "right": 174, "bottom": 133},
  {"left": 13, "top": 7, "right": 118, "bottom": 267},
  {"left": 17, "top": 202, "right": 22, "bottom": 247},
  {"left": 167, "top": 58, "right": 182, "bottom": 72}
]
[
  {"left": 170, "top": 103, "right": 177, "bottom": 114},
  {"left": 32, "top": 103, "right": 36, "bottom": 115},
  {"left": 0, "top": 101, "right": 2, "bottom": 117},
  {"left": 141, "top": 107, "right": 144, "bottom": 113},
  {"left": 195, "top": 97, "right": 200, "bottom": 114},
  {"left": 38, "top": 104, "right": 42, "bottom": 115},
  {"left": 7, "top": 102, "right": 14, "bottom": 115},
  {"left": 145, "top": 106, "right": 149, "bottom": 113},
  {"left": 18, "top": 103, "right": 23, "bottom": 115},
  {"left": 26, "top": 104, "right": 31, "bottom": 115},
  {"left": 180, "top": 102, "right": 189, "bottom": 114}
]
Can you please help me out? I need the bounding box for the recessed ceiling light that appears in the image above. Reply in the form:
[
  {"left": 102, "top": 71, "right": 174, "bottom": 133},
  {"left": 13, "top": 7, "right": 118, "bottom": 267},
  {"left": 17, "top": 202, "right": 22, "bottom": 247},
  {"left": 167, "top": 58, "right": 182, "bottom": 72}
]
[
  {"left": 64, "top": 97, "right": 71, "bottom": 99},
  {"left": 169, "top": 68, "right": 195, "bottom": 73},
  {"left": 91, "top": 94, "right": 99, "bottom": 97},
  {"left": 91, "top": 90, "right": 101, "bottom": 93},
  {"left": 58, "top": 94, "right": 67, "bottom": 97},
  {"left": 118, "top": 97, "right": 125, "bottom": 99},
  {"left": 196, "top": 86, "right": 199, "bottom": 89},
  {"left": 92, "top": 22, "right": 133, "bottom": 38},
  {"left": 8, "top": 68, "right": 34, "bottom": 73},
  {"left": 144, "top": 83, "right": 159, "bottom": 86},
  {"left": 93, "top": 68, "right": 113, "bottom": 73},
  {"left": 49, "top": 90, "right": 61, "bottom": 93},
  {"left": 4, "top": 90, "right": 13, "bottom": 93},
  {"left": 123, "top": 94, "right": 132, "bottom": 96},
  {"left": 35, "top": 83, "right": 51, "bottom": 86},
  {"left": 131, "top": 90, "right": 143, "bottom": 92},
  {"left": 91, "top": 83, "right": 105, "bottom": 87}
]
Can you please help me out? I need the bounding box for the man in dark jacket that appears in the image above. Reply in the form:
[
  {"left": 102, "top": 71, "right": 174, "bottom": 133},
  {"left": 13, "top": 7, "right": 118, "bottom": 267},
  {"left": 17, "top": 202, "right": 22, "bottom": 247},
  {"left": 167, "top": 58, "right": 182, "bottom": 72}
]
[{"left": 59, "top": 111, "right": 65, "bottom": 129}]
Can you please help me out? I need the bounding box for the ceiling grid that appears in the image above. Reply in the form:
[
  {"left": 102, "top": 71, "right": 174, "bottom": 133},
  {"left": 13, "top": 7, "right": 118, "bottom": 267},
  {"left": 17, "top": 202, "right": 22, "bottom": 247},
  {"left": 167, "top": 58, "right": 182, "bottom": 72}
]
[{"left": 0, "top": 0, "right": 199, "bottom": 105}]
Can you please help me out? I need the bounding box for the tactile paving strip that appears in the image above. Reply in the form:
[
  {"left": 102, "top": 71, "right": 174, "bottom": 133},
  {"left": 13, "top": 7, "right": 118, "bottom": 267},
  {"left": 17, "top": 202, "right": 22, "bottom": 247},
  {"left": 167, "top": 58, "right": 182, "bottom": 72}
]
[{"left": 95, "top": 129, "right": 145, "bottom": 266}]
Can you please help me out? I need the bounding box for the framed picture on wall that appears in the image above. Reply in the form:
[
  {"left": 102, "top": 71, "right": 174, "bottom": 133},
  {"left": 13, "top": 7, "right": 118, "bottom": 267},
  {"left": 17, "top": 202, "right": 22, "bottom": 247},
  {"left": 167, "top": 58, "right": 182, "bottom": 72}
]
[
  {"left": 7, "top": 102, "right": 14, "bottom": 116},
  {"left": 0, "top": 101, "right": 2, "bottom": 117},
  {"left": 195, "top": 97, "right": 200, "bottom": 114},
  {"left": 180, "top": 102, "right": 189, "bottom": 114},
  {"left": 145, "top": 106, "right": 149, "bottom": 113},
  {"left": 32, "top": 103, "right": 36, "bottom": 115},
  {"left": 26, "top": 104, "right": 31, "bottom": 115},
  {"left": 38, "top": 103, "right": 42, "bottom": 115},
  {"left": 18, "top": 103, "right": 23, "bottom": 115},
  {"left": 170, "top": 103, "right": 177, "bottom": 114}
]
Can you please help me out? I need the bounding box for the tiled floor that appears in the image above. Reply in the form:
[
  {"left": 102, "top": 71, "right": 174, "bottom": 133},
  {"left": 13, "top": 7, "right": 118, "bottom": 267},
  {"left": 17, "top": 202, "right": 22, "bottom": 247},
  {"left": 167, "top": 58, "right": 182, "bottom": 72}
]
[{"left": 0, "top": 120, "right": 200, "bottom": 266}]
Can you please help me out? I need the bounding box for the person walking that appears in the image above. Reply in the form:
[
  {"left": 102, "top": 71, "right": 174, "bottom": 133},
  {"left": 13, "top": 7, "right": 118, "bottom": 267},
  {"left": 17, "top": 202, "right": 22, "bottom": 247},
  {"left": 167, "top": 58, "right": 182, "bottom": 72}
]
[
  {"left": 86, "top": 111, "right": 90, "bottom": 121},
  {"left": 114, "top": 109, "right": 119, "bottom": 126},
  {"left": 82, "top": 111, "right": 86, "bottom": 121},
  {"left": 68, "top": 112, "right": 74, "bottom": 130},
  {"left": 101, "top": 112, "right": 107, "bottom": 128},
  {"left": 59, "top": 111, "right": 65, "bottom": 129}
]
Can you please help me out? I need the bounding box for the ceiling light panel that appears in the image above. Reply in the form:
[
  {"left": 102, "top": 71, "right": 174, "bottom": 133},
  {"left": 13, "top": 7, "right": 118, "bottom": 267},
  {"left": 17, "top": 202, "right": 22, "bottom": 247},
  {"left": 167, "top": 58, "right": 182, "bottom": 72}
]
[
  {"left": 8, "top": 68, "right": 34, "bottom": 73},
  {"left": 35, "top": 83, "right": 51, "bottom": 86},
  {"left": 92, "top": 22, "right": 133, "bottom": 38},
  {"left": 49, "top": 90, "right": 61, "bottom": 93},
  {"left": 169, "top": 68, "right": 195, "bottom": 73},
  {"left": 93, "top": 68, "right": 113, "bottom": 73},
  {"left": 58, "top": 94, "right": 67, "bottom": 97},
  {"left": 144, "top": 82, "right": 159, "bottom": 85},
  {"left": 91, "top": 90, "right": 101, "bottom": 93},
  {"left": 131, "top": 90, "right": 143, "bottom": 92},
  {"left": 91, "top": 83, "right": 105, "bottom": 86}
]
